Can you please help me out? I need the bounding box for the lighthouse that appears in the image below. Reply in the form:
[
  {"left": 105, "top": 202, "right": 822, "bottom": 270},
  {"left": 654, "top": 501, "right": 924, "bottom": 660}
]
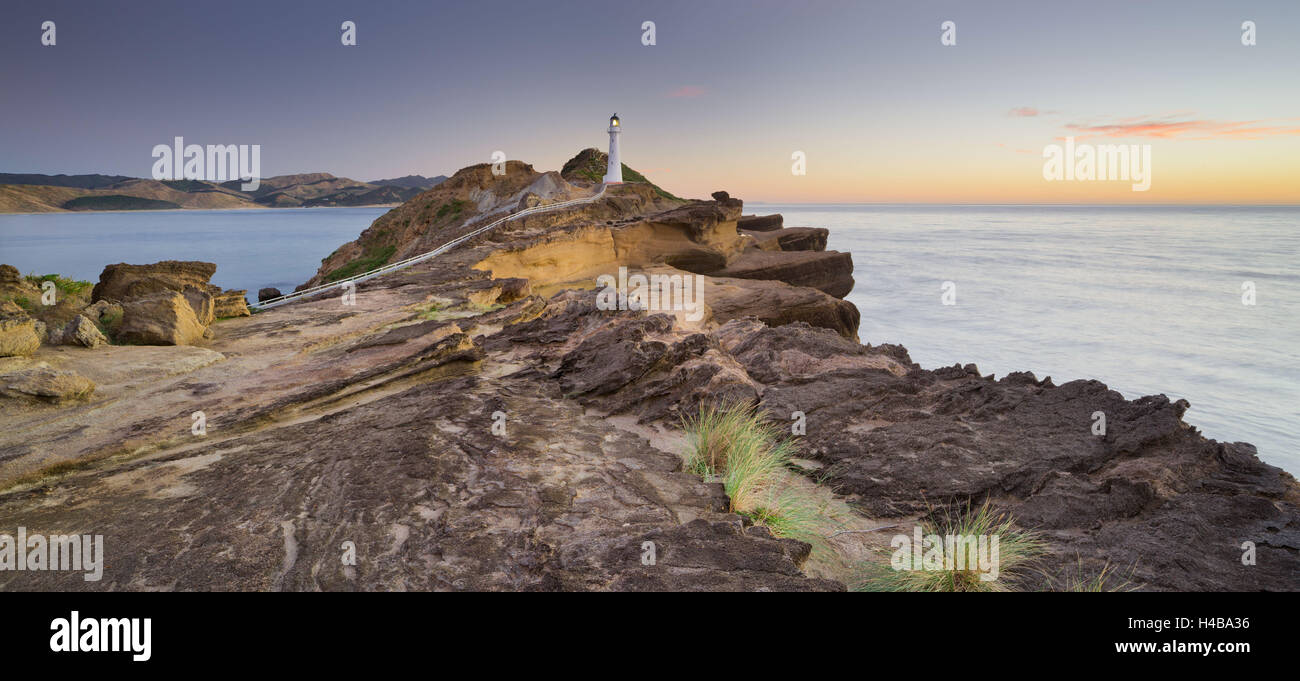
[{"left": 602, "top": 113, "right": 622, "bottom": 184}]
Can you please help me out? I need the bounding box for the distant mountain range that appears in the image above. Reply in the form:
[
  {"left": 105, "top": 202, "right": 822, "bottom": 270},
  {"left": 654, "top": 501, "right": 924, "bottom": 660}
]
[{"left": 0, "top": 173, "right": 447, "bottom": 213}]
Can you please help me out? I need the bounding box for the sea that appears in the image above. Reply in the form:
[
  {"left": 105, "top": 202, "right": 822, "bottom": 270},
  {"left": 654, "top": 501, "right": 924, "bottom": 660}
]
[
  {"left": 1, "top": 204, "right": 1296, "bottom": 474},
  {"left": 753, "top": 204, "right": 1299, "bottom": 476}
]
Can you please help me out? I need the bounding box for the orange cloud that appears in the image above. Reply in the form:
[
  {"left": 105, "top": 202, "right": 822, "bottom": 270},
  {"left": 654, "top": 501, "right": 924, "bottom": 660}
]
[
  {"left": 1008, "top": 107, "right": 1040, "bottom": 117},
  {"left": 1064, "top": 116, "right": 1300, "bottom": 140}
]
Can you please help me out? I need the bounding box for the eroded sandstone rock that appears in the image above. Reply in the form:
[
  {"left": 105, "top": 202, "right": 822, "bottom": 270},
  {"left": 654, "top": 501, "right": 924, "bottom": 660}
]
[
  {"left": 0, "top": 363, "right": 94, "bottom": 402},
  {"left": 59, "top": 314, "right": 108, "bottom": 348},
  {"left": 182, "top": 286, "right": 215, "bottom": 325},
  {"left": 743, "top": 227, "right": 828, "bottom": 252},
  {"left": 117, "top": 291, "right": 207, "bottom": 345},
  {"left": 714, "top": 249, "right": 855, "bottom": 298},
  {"left": 737, "top": 214, "right": 783, "bottom": 232},
  {"left": 0, "top": 315, "right": 41, "bottom": 357},
  {"left": 92, "top": 260, "right": 218, "bottom": 302},
  {"left": 703, "top": 274, "right": 860, "bottom": 340},
  {"left": 82, "top": 300, "right": 124, "bottom": 336},
  {"left": 213, "top": 290, "right": 250, "bottom": 318},
  {"left": 0, "top": 264, "right": 41, "bottom": 304}
]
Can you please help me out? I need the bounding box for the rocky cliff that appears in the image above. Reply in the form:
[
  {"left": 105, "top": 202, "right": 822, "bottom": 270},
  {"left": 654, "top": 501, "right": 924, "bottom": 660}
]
[{"left": 0, "top": 155, "right": 1294, "bottom": 592}]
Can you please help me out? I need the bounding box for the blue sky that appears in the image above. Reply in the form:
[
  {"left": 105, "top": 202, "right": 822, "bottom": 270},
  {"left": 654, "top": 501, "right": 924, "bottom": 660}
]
[{"left": 3, "top": 0, "right": 1298, "bottom": 202}]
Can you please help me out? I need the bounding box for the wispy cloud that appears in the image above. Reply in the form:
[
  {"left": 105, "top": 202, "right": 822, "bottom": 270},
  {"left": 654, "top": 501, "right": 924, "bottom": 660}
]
[
  {"left": 666, "top": 85, "right": 706, "bottom": 98},
  {"left": 1008, "top": 107, "right": 1040, "bottom": 117},
  {"left": 1063, "top": 114, "right": 1300, "bottom": 141}
]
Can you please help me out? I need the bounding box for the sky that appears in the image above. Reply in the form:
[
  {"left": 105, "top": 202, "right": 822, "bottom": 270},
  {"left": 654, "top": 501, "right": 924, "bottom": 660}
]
[{"left": 2, "top": 0, "right": 1298, "bottom": 203}]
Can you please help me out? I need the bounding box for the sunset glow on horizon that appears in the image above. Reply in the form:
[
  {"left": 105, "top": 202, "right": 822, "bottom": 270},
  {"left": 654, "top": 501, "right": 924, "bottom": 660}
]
[{"left": 3, "top": 0, "right": 1298, "bottom": 204}]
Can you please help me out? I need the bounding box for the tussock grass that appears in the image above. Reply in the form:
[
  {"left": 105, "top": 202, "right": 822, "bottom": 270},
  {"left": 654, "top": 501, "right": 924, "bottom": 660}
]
[
  {"left": 1054, "top": 559, "right": 1139, "bottom": 592},
  {"left": 853, "top": 500, "right": 1046, "bottom": 592},
  {"left": 681, "top": 405, "right": 1071, "bottom": 592},
  {"left": 683, "top": 402, "right": 792, "bottom": 510},
  {"left": 682, "top": 402, "right": 825, "bottom": 547}
]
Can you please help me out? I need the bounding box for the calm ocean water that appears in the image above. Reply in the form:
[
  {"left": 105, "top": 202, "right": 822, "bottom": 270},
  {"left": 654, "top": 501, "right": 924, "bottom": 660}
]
[
  {"left": 0, "top": 207, "right": 390, "bottom": 300},
  {"left": 1, "top": 204, "right": 1297, "bottom": 474},
  {"left": 752, "top": 204, "right": 1299, "bottom": 475}
]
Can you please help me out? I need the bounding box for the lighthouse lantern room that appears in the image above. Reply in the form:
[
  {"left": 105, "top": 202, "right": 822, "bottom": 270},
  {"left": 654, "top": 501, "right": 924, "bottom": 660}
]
[{"left": 603, "top": 113, "right": 623, "bottom": 184}]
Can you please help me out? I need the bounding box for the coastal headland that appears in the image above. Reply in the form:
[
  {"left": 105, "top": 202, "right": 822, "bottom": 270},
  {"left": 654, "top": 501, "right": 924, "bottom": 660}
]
[{"left": 1, "top": 151, "right": 1295, "bottom": 591}]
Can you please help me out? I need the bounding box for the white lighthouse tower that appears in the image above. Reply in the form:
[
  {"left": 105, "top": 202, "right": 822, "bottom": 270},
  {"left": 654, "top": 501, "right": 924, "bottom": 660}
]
[{"left": 602, "top": 113, "right": 622, "bottom": 184}]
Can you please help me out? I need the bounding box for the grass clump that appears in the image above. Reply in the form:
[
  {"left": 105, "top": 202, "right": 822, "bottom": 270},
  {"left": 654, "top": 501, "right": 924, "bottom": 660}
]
[
  {"left": 682, "top": 402, "right": 824, "bottom": 546},
  {"left": 418, "top": 301, "right": 445, "bottom": 320},
  {"left": 853, "top": 500, "right": 1046, "bottom": 592},
  {"left": 1053, "top": 559, "right": 1139, "bottom": 592},
  {"left": 25, "top": 273, "right": 92, "bottom": 298}
]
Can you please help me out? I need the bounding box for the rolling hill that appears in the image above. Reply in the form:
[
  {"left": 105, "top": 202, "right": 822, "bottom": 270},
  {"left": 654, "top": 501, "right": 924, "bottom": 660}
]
[{"left": 0, "top": 172, "right": 448, "bottom": 213}]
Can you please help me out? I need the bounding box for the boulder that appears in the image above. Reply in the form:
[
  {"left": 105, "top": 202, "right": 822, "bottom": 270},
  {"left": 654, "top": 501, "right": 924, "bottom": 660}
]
[
  {"left": 182, "top": 285, "right": 216, "bottom": 325},
  {"left": 0, "top": 315, "right": 41, "bottom": 357},
  {"left": 737, "top": 214, "right": 783, "bottom": 232},
  {"left": 91, "top": 261, "right": 218, "bottom": 302},
  {"left": 60, "top": 314, "right": 108, "bottom": 348},
  {"left": 83, "top": 300, "right": 124, "bottom": 334},
  {"left": 258, "top": 287, "right": 283, "bottom": 302},
  {"left": 0, "top": 363, "right": 95, "bottom": 403},
  {"left": 518, "top": 192, "right": 543, "bottom": 210},
  {"left": 117, "top": 291, "right": 208, "bottom": 345},
  {"left": 213, "top": 290, "right": 251, "bottom": 317},
  {"left": 709, "top": 190, "right": 744, "bottom": 212}
]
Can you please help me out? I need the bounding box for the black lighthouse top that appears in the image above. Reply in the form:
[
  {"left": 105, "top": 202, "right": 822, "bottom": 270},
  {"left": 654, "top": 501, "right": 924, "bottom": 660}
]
[{"left": 610, "top": 113, "right": 620, "bottom": 127}]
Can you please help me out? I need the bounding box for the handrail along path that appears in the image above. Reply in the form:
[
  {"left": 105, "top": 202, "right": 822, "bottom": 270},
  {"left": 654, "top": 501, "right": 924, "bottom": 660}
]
[{"left": 253, "top": 183, "right": 608, "bottom": 310}]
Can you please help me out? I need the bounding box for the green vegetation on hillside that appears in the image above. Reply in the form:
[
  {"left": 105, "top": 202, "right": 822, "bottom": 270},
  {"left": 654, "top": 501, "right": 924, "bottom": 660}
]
[
  {"left": 62, "top": 195, "right": 181, "bottom": 211},
  {"left": 323, "top": 244, "right": 397, "bottom": 282},
  {"left": 560, "top": 148, "right": 681, "bottom": 200},
  {"left": 620, "top": 164, "right": 680, "bottom": 200},
  {"left": 435, "top": 199, "right": 469, "bottom": 221}
]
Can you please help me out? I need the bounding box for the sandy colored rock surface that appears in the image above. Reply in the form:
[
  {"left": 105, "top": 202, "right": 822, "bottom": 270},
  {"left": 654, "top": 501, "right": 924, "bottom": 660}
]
[
  {"left": 0, "top": 316, "right": 42, "bottom": 357},
  {"left": 0, "top": 361, "right": 95, "bottom": 403}
]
